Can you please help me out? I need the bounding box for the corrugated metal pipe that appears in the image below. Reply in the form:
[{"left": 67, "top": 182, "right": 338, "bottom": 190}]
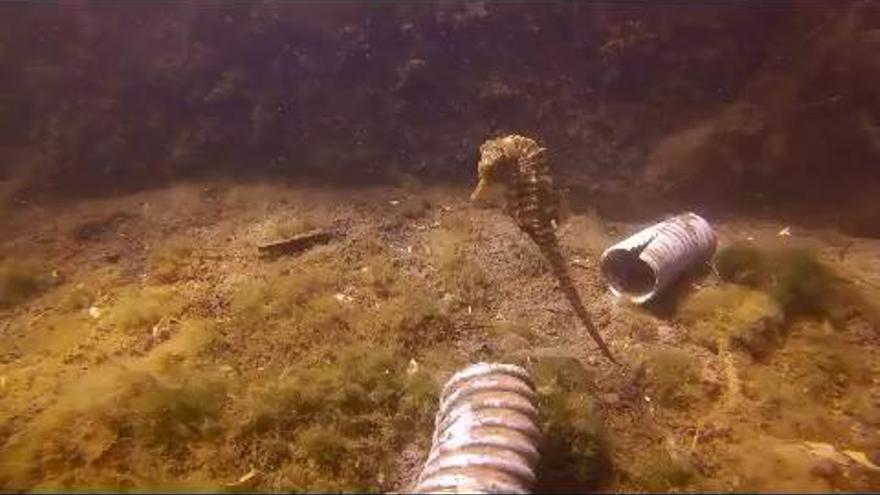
[
  {"left": 599, "top": 212, "right": 716, "bottom": 304},
  {"left": 413, "top": 363, "right": 542, "bottom": 494}
]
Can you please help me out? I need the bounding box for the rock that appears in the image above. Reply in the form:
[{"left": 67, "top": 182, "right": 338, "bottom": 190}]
[
  {"left": 406, "top": 358, "right": 419, "bottom": 376},
  {"left": 726, "top": 292, "right": 785, "bottom": 361},
  {"left": 729, "top": 314, "right": 784, "bottom": 360},
  {"left": 101, "top": 252, "right": 121, "bottom": 264},
  {"left": 334, "top": 292, "right": 353, "bottom": 303},
  {"left": 72, "top": 212, "right": 136, "bottom": 242},
  {"left": 809, "top": 458, "right": 841, "bottom": 479},
  {"left": 225, "top": 469, "right": 260, "bottom": 489}
]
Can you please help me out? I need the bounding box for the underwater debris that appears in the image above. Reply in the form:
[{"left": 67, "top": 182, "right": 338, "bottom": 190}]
[
  {"left": 414, "top": 363, "right": 541, "bottom": 494},
  {"left": 600, "top": 212, "right": 716, "bottom": 304},
  {"left": 257, "top": 227, "right": 343, "bottom": 258}
]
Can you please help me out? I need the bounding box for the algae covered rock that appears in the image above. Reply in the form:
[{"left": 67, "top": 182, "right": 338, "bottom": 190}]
[
  {"left": 728, "top": 305, "right": 785, "bottom": 361},
  {"left": 771, "top": 249, "right": 835, "bottom": 318},
  {"left": 715, "top": 242, "right": 766, "bottom": 286},
  {"left": 681, "top": 286, "right": 785, "bottom": 360}
]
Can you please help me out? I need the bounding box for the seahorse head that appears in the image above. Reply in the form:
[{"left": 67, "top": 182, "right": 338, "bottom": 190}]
[{"left": 471, "top": 135, "right": 530, "bottom": 202}]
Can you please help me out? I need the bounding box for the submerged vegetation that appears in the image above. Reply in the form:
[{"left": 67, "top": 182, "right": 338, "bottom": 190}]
[
  {"left": 241, "top": 349, "right": 437, "bottom": 491},
  {"left": 533, "top": 358, "right": 611, "bottom": 492},
  {"left": 0, "top": 234, "right": 447, "bottom": 491},
  {"left": 148, "top": 239, "right": 198, "bottom": 284},
  {"left": 715, "top": 242, "right": 766, "bottom": 287},
  {"left": 1, "top": 182, "right": 879, "bottom": 492},
  {"left": 713, "top": 244, "right": 865, "bottom": 330},
  {"left": 428, "top": 214, "right": 490, "bottom": 308},
  {"left": 641, "top": 348, "right": 699, "bottom": 408},
  {"left": 771, "top": 249, "right": 836, "bottom": 318}
]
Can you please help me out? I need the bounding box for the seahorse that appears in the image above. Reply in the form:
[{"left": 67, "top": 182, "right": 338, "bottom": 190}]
[{"left": 471, "top": 134, "right": 618, "bottom": 364}]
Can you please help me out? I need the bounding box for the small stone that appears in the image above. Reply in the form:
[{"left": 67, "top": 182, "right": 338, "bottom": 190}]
[
  {"left": 88, "top": 306, "right": 102, "bottom": 319},
  {"left": 102, "top": 252, "right": 121, "bottom": 264},
  {"left": 333, "top": 292, "right": 353, "bottom": 303},
  {"left": 226, "top": 468, "right": 260, "bottom": 488},
  {"left": 407, "top": 358, "right": 419, "bottom": 376}
]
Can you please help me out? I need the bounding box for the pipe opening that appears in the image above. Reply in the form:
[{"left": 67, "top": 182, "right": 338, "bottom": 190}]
[{"left": 600, "top": 249, "right": 657, "bottom": 298}]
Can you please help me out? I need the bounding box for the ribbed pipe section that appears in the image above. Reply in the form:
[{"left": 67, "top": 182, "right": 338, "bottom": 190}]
[
  {"left": 413, "top": 363, "right": 542, "bottom": 494},
  {"left": 599, "top": 212, "right": 716, "bottom": 304}
]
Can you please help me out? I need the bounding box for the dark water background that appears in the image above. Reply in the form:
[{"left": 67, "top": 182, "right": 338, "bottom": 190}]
[{"left": 0, "top": 1, "right": 877, "bottom": 228}]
